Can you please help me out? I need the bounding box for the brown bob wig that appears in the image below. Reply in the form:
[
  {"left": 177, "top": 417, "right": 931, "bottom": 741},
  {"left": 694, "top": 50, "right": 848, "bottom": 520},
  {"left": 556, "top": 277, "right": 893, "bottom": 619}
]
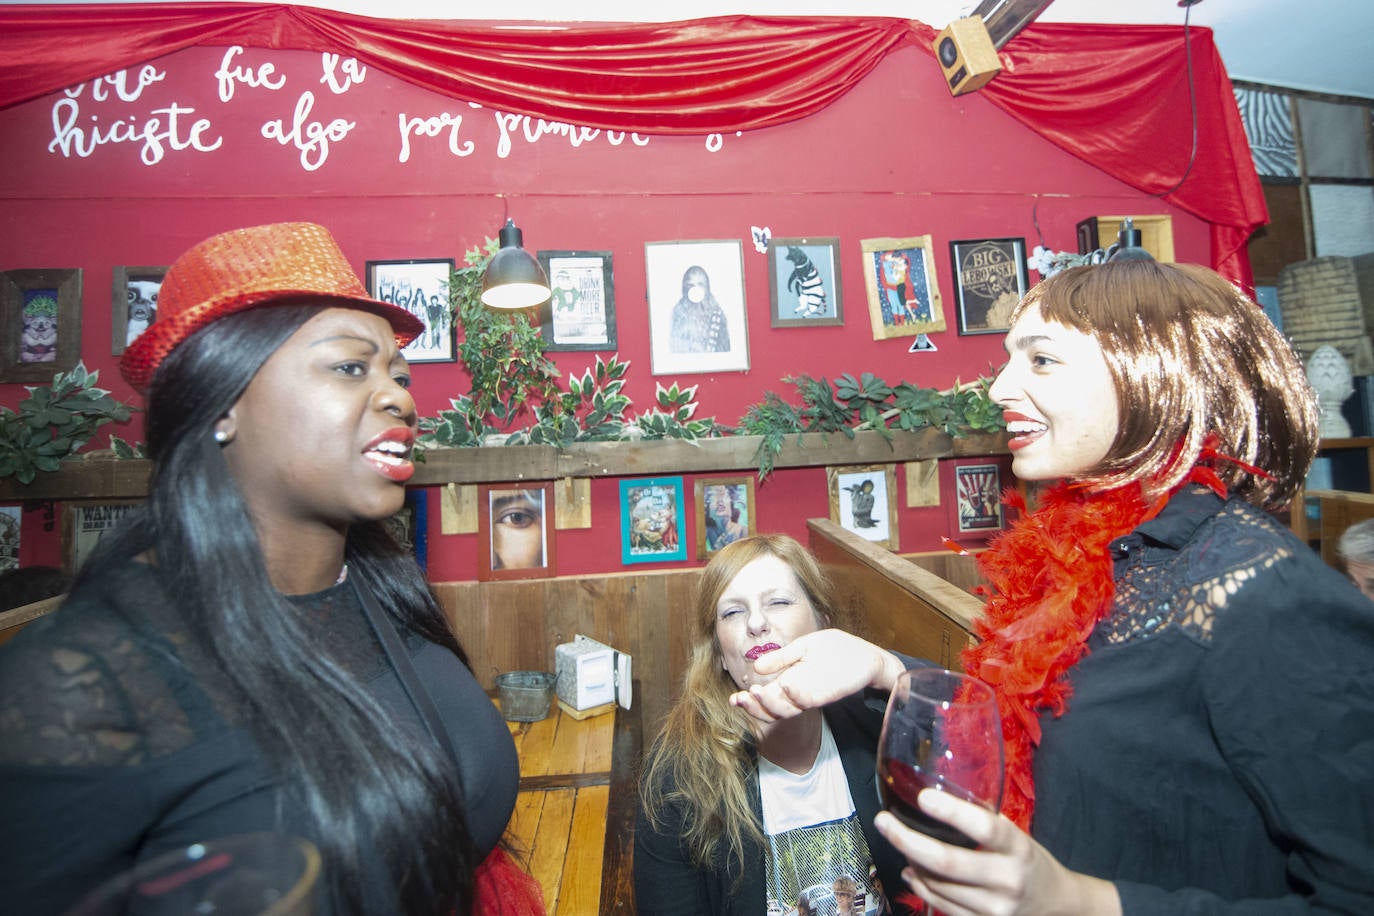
[{"left": 1010, "top": 260, "right": 1319, "bottom": 509}]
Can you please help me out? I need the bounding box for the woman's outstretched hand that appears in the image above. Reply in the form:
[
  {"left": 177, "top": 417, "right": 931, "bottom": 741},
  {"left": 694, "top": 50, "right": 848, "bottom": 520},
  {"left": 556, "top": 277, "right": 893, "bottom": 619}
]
[
  {"left": 874, "top": 790, "right": 1122, "bottom": 916},
  {"left": 727, "top": 629, "right": 906, "bottom": 723}
]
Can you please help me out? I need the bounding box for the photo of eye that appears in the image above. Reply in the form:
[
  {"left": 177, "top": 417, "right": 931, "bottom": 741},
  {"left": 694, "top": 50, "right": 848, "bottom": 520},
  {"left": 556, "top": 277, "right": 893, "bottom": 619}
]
[{"left": 478, "top": 482, "right": 555, "bottom": 580}]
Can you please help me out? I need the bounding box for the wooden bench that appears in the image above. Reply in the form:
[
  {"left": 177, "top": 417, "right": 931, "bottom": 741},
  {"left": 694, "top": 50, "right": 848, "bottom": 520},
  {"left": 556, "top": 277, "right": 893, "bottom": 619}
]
[{"left": 0, "top": 594, "right": 63, "bottom": 648}]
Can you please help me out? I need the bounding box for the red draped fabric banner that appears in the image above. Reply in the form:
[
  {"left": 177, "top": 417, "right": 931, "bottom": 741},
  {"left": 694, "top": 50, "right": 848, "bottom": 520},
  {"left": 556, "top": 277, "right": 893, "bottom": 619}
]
[{"left": 0, "top": 4, "right": 1265, "bottom": 285}]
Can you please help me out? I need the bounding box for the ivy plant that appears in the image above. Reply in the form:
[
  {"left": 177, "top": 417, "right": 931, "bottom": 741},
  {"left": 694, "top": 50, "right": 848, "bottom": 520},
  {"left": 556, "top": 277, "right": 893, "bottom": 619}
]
[
  {"left": 0, "top": 362, "right": 136, "bottom": 484},
  {"left": 448, "top": 238, "right": 564, "bottom": 437}
]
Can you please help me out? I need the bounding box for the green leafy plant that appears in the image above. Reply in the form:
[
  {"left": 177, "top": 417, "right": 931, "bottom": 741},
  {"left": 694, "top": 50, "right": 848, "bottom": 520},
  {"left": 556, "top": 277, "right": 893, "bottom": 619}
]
[
  {"left": 418, "top": 241, "right": 722, "bottom": 451},
  {"left": 736, "top": 372, "right": 1004, "bottom": 479},
  {"left": 632, "top": 382, "right": 722, "bottom": 442},
  {"left": 448, "top": 238, "right": 564, "bottom": 437},
  {"left": 0, "top": 362, "right": 136, "bottom": 484},
  {"left": 508, "top": 355, "right": 634, "bottom": 447},
  {"left": 414, "top": 239, "right": 1001, "bottom": 481}
]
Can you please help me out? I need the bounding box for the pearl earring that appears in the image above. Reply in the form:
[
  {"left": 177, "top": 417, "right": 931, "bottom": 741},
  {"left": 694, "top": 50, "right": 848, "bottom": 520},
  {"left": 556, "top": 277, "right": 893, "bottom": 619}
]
[{"left": 214, "top": 429, "right": 230, "bottom": 444}]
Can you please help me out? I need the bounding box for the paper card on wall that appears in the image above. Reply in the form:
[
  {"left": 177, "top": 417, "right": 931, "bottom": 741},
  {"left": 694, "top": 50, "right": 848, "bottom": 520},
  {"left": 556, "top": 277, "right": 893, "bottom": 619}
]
[
  {"left": 440, "top": 483, "right": 477, "bottom": 535},
  {"left": 904, "top": 460, "right": 940, "bottom": 507}
]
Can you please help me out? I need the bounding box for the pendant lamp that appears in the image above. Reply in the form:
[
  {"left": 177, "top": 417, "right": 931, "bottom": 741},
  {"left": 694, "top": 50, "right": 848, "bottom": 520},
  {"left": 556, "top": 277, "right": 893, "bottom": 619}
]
[{"left": 480, "top": 218, "right": 551, "bottom": 309}]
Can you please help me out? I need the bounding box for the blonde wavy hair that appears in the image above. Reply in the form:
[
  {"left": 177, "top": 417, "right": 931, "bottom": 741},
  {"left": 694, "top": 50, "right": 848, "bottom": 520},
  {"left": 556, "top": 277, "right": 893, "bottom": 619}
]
[
  {"left": 639, "top": 534, "right": 847, "bottom": 876},
  {"left": 1013, "top": 260, "right": 1319, "bottom": 508}
]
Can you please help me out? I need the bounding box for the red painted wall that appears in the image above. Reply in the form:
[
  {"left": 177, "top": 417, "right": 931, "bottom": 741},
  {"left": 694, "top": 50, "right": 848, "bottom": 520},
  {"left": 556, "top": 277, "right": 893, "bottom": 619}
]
[{"left": 0, "top": 40, "right": 1207, "bottom": 580}]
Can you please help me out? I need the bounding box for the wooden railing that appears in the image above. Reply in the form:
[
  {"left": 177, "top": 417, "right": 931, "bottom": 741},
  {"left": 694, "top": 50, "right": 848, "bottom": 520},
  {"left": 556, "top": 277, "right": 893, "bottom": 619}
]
[
  {"left": 0, "top": 429, "right": 1009, "bottom": 501},
  {"left": 0, "top": 594, "right": 62, "bottom": 648},
  {"left": 807, "top": 518, "right": 983, "bottom": 669},
  {"left": 1305, "top": 488, "right": 1374, "bottom": 569}
]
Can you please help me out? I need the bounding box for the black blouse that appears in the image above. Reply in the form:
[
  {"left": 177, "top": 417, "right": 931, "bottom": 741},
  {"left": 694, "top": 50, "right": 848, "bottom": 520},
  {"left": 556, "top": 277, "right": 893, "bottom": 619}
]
[
  {"left": 0, "top": 559, "right": 517, "bottom": 916},
  {"left": 1032, "top": 488, "right": 1374, "bottom": 914}
]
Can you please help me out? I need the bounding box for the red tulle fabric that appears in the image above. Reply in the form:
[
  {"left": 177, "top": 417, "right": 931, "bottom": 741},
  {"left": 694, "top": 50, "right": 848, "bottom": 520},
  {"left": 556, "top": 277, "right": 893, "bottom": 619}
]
[
  {"left": 961, "top": 482, "right": 1155, "bottom": 832},
  {"left": 471, "top": 846, "right": 546, "bottom": 916},
  {"left": 0, "top": 6, "right": 1265, "bottom": 287}
]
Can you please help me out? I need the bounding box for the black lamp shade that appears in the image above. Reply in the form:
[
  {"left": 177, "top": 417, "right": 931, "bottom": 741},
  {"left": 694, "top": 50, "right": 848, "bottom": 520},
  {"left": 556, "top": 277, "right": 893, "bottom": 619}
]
[{"left": 481, "top": 219, "right": 551, "bottom": 309}]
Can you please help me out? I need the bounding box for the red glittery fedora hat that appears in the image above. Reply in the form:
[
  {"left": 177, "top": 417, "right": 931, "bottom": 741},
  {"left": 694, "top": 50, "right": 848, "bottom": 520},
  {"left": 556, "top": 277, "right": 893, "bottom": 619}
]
[{"left": 121, "top": 222, "right": 426, "bottom": 393}]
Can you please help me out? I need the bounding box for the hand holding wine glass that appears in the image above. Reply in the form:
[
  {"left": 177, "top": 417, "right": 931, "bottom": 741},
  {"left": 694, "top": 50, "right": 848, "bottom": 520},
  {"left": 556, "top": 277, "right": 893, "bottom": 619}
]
[{"left": 877, "top": 668, "right": 1003, "bottom": 849}]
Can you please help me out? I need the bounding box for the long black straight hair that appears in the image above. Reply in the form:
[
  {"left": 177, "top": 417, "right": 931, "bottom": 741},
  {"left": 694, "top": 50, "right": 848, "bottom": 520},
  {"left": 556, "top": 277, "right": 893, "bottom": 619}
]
[{"left": 77, "top": 304, "right": 474, "bottom": 914}]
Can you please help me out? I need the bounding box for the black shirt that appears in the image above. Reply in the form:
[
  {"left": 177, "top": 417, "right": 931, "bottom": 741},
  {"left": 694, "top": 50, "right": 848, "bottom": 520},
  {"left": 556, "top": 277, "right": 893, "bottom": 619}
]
[
  {"left": 1032, "top": 488, "right": 1374, "bottom": 914},
  {"left": 0, "top": 559, "right": 517, "bottom": 916}
]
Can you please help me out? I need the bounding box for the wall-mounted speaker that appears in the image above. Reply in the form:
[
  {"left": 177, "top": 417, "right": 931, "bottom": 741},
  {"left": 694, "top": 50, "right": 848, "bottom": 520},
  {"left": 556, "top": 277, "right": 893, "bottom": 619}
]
[{"left": 932, "top": 16, "right": 1002, "bottom": 97}]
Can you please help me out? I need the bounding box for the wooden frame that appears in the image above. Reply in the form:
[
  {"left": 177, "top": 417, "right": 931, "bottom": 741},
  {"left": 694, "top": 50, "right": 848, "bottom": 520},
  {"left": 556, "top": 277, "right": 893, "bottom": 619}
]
[
  {"left": 945, "top": 457, "right": 1011, "bottom": 541},
  {"left": 827, "top": 464, "right": 899, "bottom": 550},
  {"left": 477, "top": 482, "right": 555, "bottom": 580},
  {"left": 364, "top": 258, "right": 456, "bottom": 363},
  {"left": 0, "top": 504, "right": 19, "bottom": 572},
  {"left": 383, "top": 489, "right": 429, "bottom": 570},
  {"left": 859, "top": 236, "right": 944, "bottom": 340},
  {"left": 644, "top": 240, "right": 749, "bottom": 375},
  {"left": 536, "top": 250, "right": 616, "bottom": 351},
  {"left": 949, "top": 237, "right": 1029, "bottom": 336},
  {"left": 694, "top": 475, "right": 757, "bottom": 559},
  {"left": 620, "top": 476, "right": 687, "bottom": 564},
  {"left": 111, "top": 265, "right": 167, "bottom": 355},
  {"left": 0, "top": 268, "right": 82, "bottom": 383},
  {"left": 62, "top": 500, "right": 140, "bottom": 575},
  {"left": 767, "top": 236, "right": 843, "bottom": 327}
]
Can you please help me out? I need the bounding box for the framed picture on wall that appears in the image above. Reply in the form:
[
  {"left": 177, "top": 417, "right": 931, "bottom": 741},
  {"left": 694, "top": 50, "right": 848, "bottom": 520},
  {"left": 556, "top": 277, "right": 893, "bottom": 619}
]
[
  {"left": 62, "top": 500, "right": 140, "bottom": 575},
  {"left": 949, "top": 238, "right": 1029, "bottom": 335},
  {"left": 620, "top": 476, "right": 688, "bottom": 564},
  {"left": 1, "top": 504, "right": 20, "bottom": 573},
  {"left": 946, "top": 457, "right": 1011, "bottom": 541},
  {"left": 383, "top": 489, "right": 429, "bottom": 571},
  {"left": 859, "top": 236, "right": 945, "bottom": 341},
  {"left": 365, "top": 258, "right": 456, "bottom": 364},
  {"left": 0, "top": 268, "right": 82, "bottom": 383},
  {"left": 767, "top": 237, "right": 843, "bottom": 327},
  {"left": 536, "top": 250, "right": 616, "bottom": 351},
  {"left": 644, "top": 240, "right": 749, "bottom": 376},
  {"left": 477, "top": 482, "right": 555, "bottom": 580},
  {"left": 827, "top": 464, "right": 899, "bottom": 551},
  {"left": 694, "top": 475, "right": 757, "bottom": 559},
  {"left": 111, "top": 265, "right": 167, "bottom": 355}
]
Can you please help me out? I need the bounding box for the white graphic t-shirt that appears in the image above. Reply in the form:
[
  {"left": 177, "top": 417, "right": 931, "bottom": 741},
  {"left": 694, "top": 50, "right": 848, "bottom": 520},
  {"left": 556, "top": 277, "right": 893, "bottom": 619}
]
[{"left": 759, "top": 719, "right": 890, "bottom": 916}]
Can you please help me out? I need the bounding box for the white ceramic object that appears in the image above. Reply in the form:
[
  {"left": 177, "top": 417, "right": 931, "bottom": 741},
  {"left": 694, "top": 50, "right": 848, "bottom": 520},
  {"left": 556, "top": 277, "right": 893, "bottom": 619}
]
[{"left": 1306, "top": 344, "right": 1354, "bottom": 439}]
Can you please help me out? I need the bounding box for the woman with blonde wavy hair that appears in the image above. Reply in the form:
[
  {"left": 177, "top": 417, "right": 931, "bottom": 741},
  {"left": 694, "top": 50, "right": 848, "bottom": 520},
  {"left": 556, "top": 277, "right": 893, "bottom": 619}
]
[{"left": 636, "top": 534, "right": 927, "bottom": 915}]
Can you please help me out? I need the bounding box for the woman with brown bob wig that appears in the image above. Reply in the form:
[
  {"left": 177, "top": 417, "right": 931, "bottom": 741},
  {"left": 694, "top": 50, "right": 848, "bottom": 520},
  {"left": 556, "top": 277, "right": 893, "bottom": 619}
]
[
  {"left": 874, "top": 260, "right": 1374, "bottom": 914},
  {"left": 636, "top": 534, "right": 927, "bottom": 914}
]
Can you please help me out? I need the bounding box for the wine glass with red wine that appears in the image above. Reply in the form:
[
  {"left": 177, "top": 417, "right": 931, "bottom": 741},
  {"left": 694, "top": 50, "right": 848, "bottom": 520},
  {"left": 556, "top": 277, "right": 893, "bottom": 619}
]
[{"left": 877, "top": 668, "right": 1003, "bottom": 848}]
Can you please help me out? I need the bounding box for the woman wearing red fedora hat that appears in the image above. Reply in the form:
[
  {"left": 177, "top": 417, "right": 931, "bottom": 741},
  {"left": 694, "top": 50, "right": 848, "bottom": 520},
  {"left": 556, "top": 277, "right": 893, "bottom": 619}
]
[{"left": 0, "top": 223, "right": 542, "bottom": 915}]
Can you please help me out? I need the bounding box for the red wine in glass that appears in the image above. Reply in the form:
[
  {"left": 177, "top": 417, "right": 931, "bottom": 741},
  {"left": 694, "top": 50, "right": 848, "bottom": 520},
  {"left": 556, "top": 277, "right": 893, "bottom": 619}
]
[
  {"left": 877, "top": 668, "right": 1003, "bottom": 849},
  {"left": 877, "top": 757, "right": 980, "bottom": 848}
]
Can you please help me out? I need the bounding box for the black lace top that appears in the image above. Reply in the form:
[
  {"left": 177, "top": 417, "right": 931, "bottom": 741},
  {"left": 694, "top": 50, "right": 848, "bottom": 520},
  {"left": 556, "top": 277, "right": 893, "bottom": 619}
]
[
  {"left": 1032, "top": 487, "right": 1374, "bottom": 914},
  {"left": 0, "top": 559, "right": 518, "bottom": 916}
]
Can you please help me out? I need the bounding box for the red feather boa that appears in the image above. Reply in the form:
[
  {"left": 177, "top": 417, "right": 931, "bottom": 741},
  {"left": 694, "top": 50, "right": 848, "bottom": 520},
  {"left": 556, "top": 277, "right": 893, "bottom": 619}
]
[
  {"left": 471, "top": 845, "right": 546, "bottom": 915},
  {"left": 961, "top": 481, "right": 1155, "bottom": 832}
]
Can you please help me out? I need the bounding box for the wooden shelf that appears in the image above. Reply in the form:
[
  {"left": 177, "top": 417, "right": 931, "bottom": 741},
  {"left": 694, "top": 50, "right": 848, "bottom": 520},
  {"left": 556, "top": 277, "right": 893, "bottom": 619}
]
[{"left": 0, "top": 428, "right": 1010, "bottom": 502}]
